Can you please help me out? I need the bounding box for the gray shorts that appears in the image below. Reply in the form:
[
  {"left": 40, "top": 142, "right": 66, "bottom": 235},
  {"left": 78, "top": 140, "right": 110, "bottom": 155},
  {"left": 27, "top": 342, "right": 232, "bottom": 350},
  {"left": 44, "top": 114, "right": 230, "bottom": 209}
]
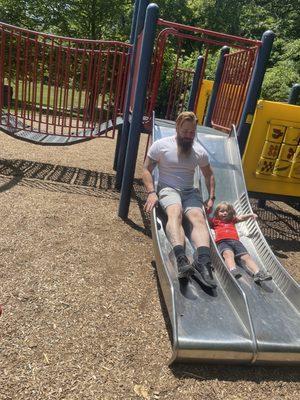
[
  {"left": 158, "top": 186, "right": 203, "bottom": 214},
  {"left": 217, "top": 239, "right": 248, "bottom": 258}
]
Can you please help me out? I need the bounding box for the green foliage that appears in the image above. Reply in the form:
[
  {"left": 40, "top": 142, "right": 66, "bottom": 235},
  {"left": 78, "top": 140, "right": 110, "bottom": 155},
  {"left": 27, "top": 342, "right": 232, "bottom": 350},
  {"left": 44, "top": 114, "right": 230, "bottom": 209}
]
[
  {"left": 0, "top": 0, "right": 298, "bottom": 103},
  {"left": 262, "top": 62, "right": 299, "bottom": 101},
  {"left": 188, "top": 0, "right": 244, "bottom": 35},
  {"left": 0, "top": 0, "right": 132, "bottom": 39},
  {"left": 262, "top": 39, "right": 300, "bottom": 101}
]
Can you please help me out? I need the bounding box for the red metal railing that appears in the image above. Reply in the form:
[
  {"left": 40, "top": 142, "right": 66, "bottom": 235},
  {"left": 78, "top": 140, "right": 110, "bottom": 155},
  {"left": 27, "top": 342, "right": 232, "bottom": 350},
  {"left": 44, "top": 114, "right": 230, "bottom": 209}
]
[
  {"left": 211, "top": 48, "right": 257, "bottom": 131},
  {"left": 0, "top": 22, "right": 131, "bottom": 138},
  {"left": 165, "top": 67, "right": 194, "bottom": 120},
  {"left": 145, "top": 19, "right": 261, "bottom": 130}
]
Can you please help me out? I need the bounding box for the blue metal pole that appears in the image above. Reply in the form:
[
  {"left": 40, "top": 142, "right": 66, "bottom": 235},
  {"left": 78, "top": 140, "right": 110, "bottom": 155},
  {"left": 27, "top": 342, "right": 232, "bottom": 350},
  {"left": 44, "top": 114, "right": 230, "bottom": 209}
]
[
  {"left": 112, "top": 1, "right": 140, "bottom": 173},
  {"left": 113, "top": 126, "right": 122, "bottom": 171},
  {"left": 115, "top": 0, "right": 149, "bottom": 190},
  {"left": 129, "top": 0, "right": 140, "bottom": 45},
  {"left": 203, "top": 46, "right": 230, "bottom": 127},
  {"left": 118, "top": 3, "right": 159, "bottom": 219},
  {"left": 288, "top": 83, "right": 300, "bottom": 105},
  {"left": 237, "top": 30, "right": 275, "bottom": 156},
  {"left": 188, "top": 56, "right": 204, "bottom": 112}
]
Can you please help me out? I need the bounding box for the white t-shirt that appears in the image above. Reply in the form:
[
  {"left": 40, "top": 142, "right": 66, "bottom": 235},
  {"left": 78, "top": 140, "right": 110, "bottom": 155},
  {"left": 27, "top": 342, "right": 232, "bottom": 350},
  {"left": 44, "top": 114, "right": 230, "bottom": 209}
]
[{"left": 147, "top": 136, "right": 209, "bottom": 190}]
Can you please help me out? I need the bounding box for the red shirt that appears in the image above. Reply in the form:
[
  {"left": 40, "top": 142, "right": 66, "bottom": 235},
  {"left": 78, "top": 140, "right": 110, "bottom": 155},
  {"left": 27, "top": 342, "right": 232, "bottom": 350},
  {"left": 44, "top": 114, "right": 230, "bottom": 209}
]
[{"left": 209, "top": 217, "right": 239, "bottom": 243}]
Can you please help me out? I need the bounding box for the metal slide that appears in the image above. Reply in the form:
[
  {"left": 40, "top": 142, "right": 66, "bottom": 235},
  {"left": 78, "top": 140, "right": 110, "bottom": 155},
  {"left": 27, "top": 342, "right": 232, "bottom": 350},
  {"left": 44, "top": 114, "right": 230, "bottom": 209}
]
[{"left": 151, "top": 119, "right": 300, "bottom": 365}]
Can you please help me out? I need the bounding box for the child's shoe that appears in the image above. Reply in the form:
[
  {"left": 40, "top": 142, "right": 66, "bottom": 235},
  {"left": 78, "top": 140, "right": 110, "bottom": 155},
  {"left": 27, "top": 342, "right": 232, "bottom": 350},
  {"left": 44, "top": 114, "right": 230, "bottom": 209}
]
[{"left": 231, "top": 268, "right": 242, "bottom": 279}]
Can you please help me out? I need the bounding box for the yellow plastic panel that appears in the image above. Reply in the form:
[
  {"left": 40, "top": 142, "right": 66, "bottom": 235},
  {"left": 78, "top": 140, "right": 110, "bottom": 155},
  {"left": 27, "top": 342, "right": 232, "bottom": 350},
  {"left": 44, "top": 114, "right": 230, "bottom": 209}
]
[
  {"left": 290, "top": 162, "right": 300, "bottom": 179},
  {"left": 195, "top": 80, "right": 214, "bottom": 125},
  {"left": 273, "top": 159, "right": 292, "bottom": 177},
  {"left": 256, "top": 157, "right": 276, "bottom": 175},
  {"left": 278, "top": 143, "right": 297, "bottom": 162},
  {"left": 242, "top": 100, "right": 300, "bottom": 197},
  {"left": 266, "top": 124, "right": 285, "bottom": 143},
  {"left": 284, "top": 127, "right": 300, "bottom": 145},
  {"left": 261, "top": 141, "right": 281, "bottom": 159},
  {"left": 293, "top": 146, "right": 300, "bottom": 162}
]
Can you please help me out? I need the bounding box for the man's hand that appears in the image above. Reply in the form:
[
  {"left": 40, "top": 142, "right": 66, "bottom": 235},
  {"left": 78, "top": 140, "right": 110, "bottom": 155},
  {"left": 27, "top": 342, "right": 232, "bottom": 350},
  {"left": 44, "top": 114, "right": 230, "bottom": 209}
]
[
  {"left": 144, "top": 192, "right": 158, "bottom": 213},
  {"left": 204, "top": 198, "right": 214, "bottom": 214}
]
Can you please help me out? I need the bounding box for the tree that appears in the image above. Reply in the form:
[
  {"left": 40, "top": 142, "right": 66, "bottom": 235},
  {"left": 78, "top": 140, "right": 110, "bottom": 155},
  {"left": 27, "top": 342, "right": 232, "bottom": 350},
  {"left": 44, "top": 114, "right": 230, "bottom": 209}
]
[
  {"left": 0, "top": 0, "right": 132, "bottom": 40},
  {"left": 262, "top": 39, "right": 300, "bottom": 101}
]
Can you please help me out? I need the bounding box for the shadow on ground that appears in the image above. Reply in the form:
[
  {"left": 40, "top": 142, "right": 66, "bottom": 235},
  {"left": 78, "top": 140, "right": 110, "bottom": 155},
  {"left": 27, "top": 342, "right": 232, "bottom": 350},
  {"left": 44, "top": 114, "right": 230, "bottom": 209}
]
[
  {"left": 0, "top": 158, "right": 152, "bottom": 236},
  {"left": 0, "top": 158, "right": 118, "bottom": 198},
  {"left": 170, "top": 362, "right": 300, "bottom": 383},
  {"left": 251, "top": 199, "right": 300, "bottom": 253},
  {"left": 0, "top": 158, "right": 298, "bottom": 246}
]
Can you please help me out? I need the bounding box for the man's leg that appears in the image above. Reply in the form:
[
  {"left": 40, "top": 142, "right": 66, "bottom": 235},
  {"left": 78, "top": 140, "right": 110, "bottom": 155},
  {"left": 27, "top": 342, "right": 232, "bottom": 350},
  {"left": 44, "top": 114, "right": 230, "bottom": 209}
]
[
  {"left": 164, "top": 203, "right": 193, "bottom": 280},
  {"left": 185, "top": 208, "right": 216, "bottom": 288},
  {"left": 185, "top": 207, "right": 209, "bottom": 247},
  {"left": 165, "top": 204, "right": 185, "bottom": 247}
]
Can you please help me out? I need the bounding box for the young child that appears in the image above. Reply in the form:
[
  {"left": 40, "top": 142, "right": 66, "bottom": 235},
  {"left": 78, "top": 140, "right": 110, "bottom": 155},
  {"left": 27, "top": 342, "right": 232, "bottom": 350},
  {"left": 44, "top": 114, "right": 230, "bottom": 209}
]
[{"left": 209, "top": 202, "right": 272, "bottom": 283}]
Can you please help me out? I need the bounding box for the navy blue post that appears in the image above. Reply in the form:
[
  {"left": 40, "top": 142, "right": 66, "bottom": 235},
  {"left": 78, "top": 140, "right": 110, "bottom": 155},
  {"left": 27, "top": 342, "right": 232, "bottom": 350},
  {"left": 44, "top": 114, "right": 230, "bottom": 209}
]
[
  {"left": 113, "top": 0, "right": 139, "bottom": 173},
  {"left": 113, "top": 127, "right": 122, "bottom": 171},
  {"left": 188, "top": 56, "right": 204, "bottom": 112},
  {"left": 129, "top": 0, "right": 140, "bottom": 44},
  {"left": 237, "top": 31, "right": 275, "bottom": 156},
  {"left": 204, "top": 46, "right": 230, "bottom": 127},
  {"left": 118, "top": 4, "right": 159, "bottom": 219},
  {"left": 115, "top": 0, "right": 149, "bottom": 190},
  {"left": 288, "top": 84, "right": 300, "bottom": 105}
]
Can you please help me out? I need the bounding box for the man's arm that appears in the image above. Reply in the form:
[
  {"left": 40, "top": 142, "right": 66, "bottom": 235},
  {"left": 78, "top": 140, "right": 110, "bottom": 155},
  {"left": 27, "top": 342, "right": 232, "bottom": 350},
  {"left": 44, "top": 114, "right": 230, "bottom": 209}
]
[
  {"left": 200, "top": 163, "right": 215, "bottom": 212},
  {"left": 142, "top": 156, "right": 158, "bottom": 212}
]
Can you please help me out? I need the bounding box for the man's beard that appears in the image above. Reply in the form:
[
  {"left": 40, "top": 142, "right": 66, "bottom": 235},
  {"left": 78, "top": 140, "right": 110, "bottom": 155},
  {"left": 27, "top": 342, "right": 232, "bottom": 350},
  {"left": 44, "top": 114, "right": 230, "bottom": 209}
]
[{"left": 177, "top": 137, "right": 194, "bottom": 154}]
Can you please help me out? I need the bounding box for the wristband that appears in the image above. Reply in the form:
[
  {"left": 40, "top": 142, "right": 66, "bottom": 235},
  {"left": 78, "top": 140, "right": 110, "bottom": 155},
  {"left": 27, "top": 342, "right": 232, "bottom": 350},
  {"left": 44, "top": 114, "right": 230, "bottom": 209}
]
[
  {"left": 147, "top": 190, "right": 156, "bottom": 195},
  {"left": 210, "top": 196, "right": 216, "bottom": 201}
]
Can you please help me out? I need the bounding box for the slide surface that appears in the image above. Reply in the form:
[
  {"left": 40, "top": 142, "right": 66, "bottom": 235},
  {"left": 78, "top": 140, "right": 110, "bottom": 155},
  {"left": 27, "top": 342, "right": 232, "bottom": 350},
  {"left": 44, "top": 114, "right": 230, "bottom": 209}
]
[{"left": 151, "top": 119, "right": 300, "bottom": 364}]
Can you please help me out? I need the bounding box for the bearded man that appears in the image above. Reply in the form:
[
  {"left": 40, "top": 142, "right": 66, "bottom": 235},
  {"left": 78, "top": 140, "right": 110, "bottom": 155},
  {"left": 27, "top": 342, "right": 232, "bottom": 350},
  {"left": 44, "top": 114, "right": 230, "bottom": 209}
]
[{"left": 142, "top": 111, "right": 216, "bottom": 288}]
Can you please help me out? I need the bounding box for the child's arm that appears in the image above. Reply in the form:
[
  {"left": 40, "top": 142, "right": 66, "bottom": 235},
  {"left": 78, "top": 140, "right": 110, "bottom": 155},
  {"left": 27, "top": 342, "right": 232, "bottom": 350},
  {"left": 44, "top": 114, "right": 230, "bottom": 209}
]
[{"left": 235, "top": 213, "right": 258, "bottom": 223}]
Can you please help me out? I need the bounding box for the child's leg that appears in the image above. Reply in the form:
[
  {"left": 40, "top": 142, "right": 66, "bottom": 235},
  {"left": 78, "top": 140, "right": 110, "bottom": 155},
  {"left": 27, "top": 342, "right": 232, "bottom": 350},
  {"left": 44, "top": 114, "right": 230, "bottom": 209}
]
[
  {"left": 240, "top": 254, "right": 259, "bottom": 275},
  {"left": 217, "top": 241, "right": 242, "bottom": 278},
  {"left": 239, "top": 251, "right": 272, "bottom": 282},
  {"left": 222, "top": 250, "right": 236, "bottom": 271},
  {"left": 222, "top": 249, "right": 242, "bottom": 279}
]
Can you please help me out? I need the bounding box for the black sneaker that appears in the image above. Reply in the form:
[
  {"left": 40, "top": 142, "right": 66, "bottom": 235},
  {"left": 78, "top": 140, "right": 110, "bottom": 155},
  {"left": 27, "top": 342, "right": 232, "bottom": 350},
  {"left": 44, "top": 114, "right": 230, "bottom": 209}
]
[
  {"left": 177, "top": 254, "right": 194, "bottom": 280},
  {"left": 192, "top": 261, "right": 217, "bottom": 288},
  {"left": 254, "top": 271, "right": 272, "bottom": 283}
]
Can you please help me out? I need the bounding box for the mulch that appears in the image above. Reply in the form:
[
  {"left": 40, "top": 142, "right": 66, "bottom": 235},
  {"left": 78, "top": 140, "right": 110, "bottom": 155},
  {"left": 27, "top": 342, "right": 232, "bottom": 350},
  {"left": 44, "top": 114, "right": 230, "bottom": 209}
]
[{"left": 0, "top": 131, "right": 299, "bottom": 400}]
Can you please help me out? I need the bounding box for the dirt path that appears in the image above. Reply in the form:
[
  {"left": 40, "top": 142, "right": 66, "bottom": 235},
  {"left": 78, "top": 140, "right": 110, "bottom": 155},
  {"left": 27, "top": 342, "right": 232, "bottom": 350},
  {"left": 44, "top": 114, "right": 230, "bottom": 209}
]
[{"left": 0, "top": 132, "right": 299, "bottom": 400}]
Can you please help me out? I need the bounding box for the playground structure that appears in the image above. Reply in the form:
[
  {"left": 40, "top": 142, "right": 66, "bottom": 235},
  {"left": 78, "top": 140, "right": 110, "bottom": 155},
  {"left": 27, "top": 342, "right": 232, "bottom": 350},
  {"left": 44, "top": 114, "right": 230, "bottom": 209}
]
[
  {"left": 0, "top": 23, "right": 129, "bottom": 143},
  {"left": 0, "top": 0, "right": 299, "bottom": 364},
  {"left": 193, "top": 82, "right": 300, "bottom": 201}
]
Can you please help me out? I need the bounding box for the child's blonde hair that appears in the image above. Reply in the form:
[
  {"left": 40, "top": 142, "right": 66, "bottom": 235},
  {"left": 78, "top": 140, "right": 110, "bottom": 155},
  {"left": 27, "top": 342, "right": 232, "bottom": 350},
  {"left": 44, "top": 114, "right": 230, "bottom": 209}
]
[{"left": 214, "top": 201, "right": 236, "bottom": 221}]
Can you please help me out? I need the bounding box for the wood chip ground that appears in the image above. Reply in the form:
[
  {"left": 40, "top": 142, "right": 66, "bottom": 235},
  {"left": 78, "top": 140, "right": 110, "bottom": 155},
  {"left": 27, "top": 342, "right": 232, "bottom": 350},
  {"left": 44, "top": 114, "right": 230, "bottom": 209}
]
[{"left": 0, "top": 132, "right": 299, "bottom": 400}]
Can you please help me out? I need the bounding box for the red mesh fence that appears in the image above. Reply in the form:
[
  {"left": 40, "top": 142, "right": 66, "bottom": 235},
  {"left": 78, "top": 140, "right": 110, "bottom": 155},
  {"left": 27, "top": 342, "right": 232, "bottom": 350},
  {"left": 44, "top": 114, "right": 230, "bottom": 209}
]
[
  {"left": 0, "top": 23, "right": 131, "bottom": 138},
  {"left": 144, "top": 19, "right": 261, "bottom": 129},
  {"left": 210, "top": 48, "right": 257, "bottom": 131}
]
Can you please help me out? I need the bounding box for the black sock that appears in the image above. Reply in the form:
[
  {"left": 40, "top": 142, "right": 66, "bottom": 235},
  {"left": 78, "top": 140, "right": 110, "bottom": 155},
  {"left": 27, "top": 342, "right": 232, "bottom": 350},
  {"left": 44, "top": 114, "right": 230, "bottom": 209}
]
[
  {"left": 173, "top": 245, "right": 185, "bottom": 259},
  {"left": 196, "top": 246, "right": 211, "bottom": 265}
]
